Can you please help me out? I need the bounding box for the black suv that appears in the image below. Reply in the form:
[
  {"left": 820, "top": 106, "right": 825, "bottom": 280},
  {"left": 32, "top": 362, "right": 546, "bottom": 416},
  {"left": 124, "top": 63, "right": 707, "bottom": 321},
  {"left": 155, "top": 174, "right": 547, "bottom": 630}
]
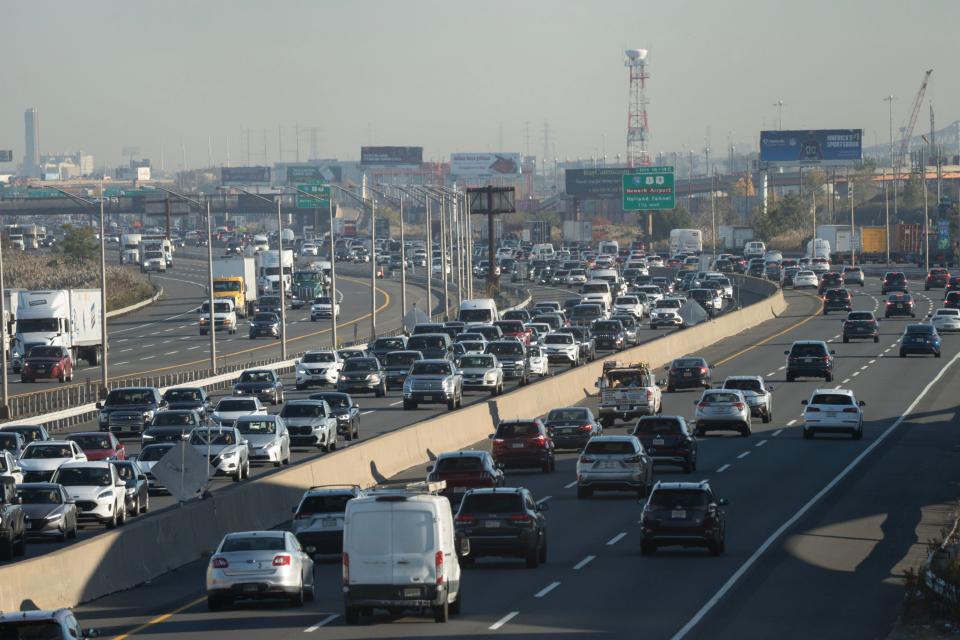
[
  {"left": 822, "top": 288, "right": 852, "bottom": 315},
  {"left": 885, "top": 293, "right": 916, "bottom": 318},
  {"left": 454, "top": 487, "right": 548, "bottom": 568},
  {"left": 0, "top": 477, "right": 27, "bottom": 560},
  {"left": 233, "top": 369, "right": 285, "bottom": 405},
  {"left": 97, "top": 387, "right": 164, "bottom": 435},
  {"left": 881, "top": 272, "right": 909, "bottom": 295},
  {"left": 785, "top": 340, "right": 835, "bottom": 382},
  {"left": 640, "top": 481, "right": 727, "bottom": 556},
  {"left": 248, "top": 312, "right": 281, "bottom": 339},
  {"left": 591, "top": 319, "right": 627, "bottom": 351},
  {"left": 632, "top": 416, "right": 698, "bottom": 473},
  {"left": 843, "top": 311, "right": 880, "bottom": 343},
  {"left": 818, "top": 272, "right": 844, "bottom": 295},
  {"left": 162, "top": 387, "right": 213, "bottom": 419}
]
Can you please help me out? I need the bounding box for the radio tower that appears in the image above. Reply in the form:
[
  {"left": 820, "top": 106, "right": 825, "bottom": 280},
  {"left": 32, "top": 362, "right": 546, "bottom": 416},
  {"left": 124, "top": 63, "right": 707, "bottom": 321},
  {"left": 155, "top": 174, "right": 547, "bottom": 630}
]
[{"left": 625, "top": 48, "right": 651, "bottom": 167}]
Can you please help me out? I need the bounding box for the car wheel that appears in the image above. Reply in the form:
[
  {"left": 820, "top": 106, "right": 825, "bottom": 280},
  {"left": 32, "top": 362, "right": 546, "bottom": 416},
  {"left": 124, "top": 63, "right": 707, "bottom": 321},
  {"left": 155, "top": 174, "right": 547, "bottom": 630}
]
[
  {"left": 106, "top": 509, "right": 117, "bottom": 529},
  {"left": 936, "top": 351, "right": 942, "bottom": 358},
  {"left": 853, "top": 425, "right": 863, "bottom": 440},
  {"left": 130, "top": 496, "right": 140, "bottom": 517},
  {"left": 58, "top": 526, "right": 68, "bottom": 542},
  {"left": 117, "top": 505, "right": 126, "bottom": 526},
  {"left": 450, "top": 586, "right": 462, "bottom": 615},
  {"left": 825, "top": 372, "right": 833, "bottom": 382},
  {"left": 762, "top": 411, "right": 770, "bottom": 424},
  {"left": 433, "top": 601, "right": 449, "bottom": 623},
  {"left": 142, "top": 494, "right": 149, "bottom": 513},
  {"left": 447, "top": 397, "right": 456, "bottom": 411},
  {"left": 296, "top": 383, "right": 305, "bottom": 391},
  {"left": 741, "top": 425, "right": 751, "bottom": 437},
  {"left": 874, "top": 336, "right": 879, "bottom": 343},
  {"left": 58, "top": 373, "right": 65, "bottom": 383},
  {"left": 709, "top": 539, "right": 723, "bottom": 557},
  {"left": 233, "top": 468, "right": 242, "bottom": 482},
  {"left": 786, "top": 373, "right": 794, "bottom": 382},
  {"left": 344, "top": 606, "right": 361, "bottom": 625},
  {"left": 541, "top": 459, "right": 551, "bottom": 474},
  {"left": 525, "top": 544, "right": 540, "bottom": 569},
  {"left": 13, "top": 533, "right": 26, "bottom": 556},
  {"left": 290, "top": 582, "right": 305, "bottom": 607},
  {"left": 899, "top": 351, "right": 906, "bottom": 358},
  {"left": 68, "top": 523, "right": 78, "bottom": 539},
  {"left": 842, "top": 336, "right": 849, "bottom": 343},
  {"left": 403, "top": 400, "right": 417, "bottom": 410}
]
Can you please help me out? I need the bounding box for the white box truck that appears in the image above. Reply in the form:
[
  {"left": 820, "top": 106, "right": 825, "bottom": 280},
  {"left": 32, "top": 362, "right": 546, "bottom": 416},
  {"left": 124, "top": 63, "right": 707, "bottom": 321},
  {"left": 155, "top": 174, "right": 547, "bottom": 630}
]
[
  {"left": 212, "top": 257, "right": 258, "bottom": 317},
  {"left": 669, "top": 229, "right": 703, "bottom": 255},
  {"left": 255, "top": 249, "right": 294, "bottom": 295},
  {"left": 120, "top": 233, "right": 142, "bottom": 264},
  {"left": 12, "top": 289, "right": 102, "bottom": 372}
]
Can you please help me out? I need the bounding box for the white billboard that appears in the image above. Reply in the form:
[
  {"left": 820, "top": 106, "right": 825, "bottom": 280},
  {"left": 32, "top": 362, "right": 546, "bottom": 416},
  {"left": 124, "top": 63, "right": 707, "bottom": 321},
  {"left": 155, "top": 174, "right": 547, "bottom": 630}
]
[{"left": 450, "top": 152, "right": 522, "bottom": 178}]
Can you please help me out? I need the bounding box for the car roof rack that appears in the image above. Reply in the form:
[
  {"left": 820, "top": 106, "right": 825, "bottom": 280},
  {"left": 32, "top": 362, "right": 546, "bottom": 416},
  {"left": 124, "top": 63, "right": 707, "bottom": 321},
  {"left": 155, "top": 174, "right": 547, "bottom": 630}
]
[
  {"left": 368, "top": 480, "right": 447, "bottom": 496},
  {"left": 307, "top": 484, "right": 361, "bottom": 492}
]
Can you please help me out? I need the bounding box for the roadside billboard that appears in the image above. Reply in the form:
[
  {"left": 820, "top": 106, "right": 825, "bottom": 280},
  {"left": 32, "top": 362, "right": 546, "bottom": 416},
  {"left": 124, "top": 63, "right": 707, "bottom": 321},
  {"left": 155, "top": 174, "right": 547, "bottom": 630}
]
[
  {"left": 221, "top": 166, "right": 271, "bottom": 185},
  {"left": 759, "top": 129, "right": 863, "bottom": 165},
  {"left": 285, "top": 164, "right": 341, "bottom": 184},
  {"left": 564, "top": 167, "right": 627, "bottom": 199},
  {"left": 450, "top": 153, "right": 522, "bottom": 178},
  {"left": 360, "top": 146, "right": 422, "bottom": 165}
]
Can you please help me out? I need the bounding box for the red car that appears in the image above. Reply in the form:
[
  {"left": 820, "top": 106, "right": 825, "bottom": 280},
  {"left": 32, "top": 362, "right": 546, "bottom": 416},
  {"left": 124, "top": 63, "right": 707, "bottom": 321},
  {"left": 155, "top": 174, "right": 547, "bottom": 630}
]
[
  {"left": 493, "top": 320, "right": 532, "bottom": 345},
  {"left": 67, "top": 432, "right": 126, "bottom": 461},
  {"left": 427, "top": 451, "right": 503, "bottom": 501},
  {"left": 20, "top": 345, "right": 73, "bottom": 383},
  {"left": 490, "top": 419, "right": 556, "bottom": 472}
]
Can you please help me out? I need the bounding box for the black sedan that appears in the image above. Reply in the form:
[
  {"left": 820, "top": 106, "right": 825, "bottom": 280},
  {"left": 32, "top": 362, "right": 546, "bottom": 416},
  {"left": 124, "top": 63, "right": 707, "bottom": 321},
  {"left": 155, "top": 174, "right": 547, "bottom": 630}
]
[
  {"left": 543, "top": 406, "right": 601, "bottom": 451},
  {"left": 842, "top": 311, "right": 879, "bottom": 343},
  {"left": 884, "top": 293, "right": 916, "bottom": 318},
  {"left": 233, "top": 369, "right": 285, "bottom": 404},
  {"left": 664, "top": 357, "right": 712, "bottom": 392},
  {"left": 248, "top": 312, "right": 281, "bottom": 339},
  {"left": 309, "top": 392, "right": 361, "bottom": 438}
]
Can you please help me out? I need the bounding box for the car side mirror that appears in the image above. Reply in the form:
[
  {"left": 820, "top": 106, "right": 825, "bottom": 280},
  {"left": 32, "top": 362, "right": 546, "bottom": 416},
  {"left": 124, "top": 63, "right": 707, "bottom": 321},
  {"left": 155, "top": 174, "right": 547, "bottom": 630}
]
[
  {"left": 96, "top": 402, "right": 103, "bottom": 409},
  {"left": 783, "top": 350, "right": 790, "bottom": 355},
  {"left": 66, "top": 497, "right": 76, "bottom": 504},
  {"left": 800, "top": 400, "right": 808, "bottom": 405},
  {"left": 768, "top": 385, "right": 775, "bottom": 391},
  {"left": 717, "top": 497, "right": 729, "bottom": 506},
  {"left": 241, "top": 439, "right": 249, "bottom": 446},
  {"left": 858, "top": 400, "right": 866, "bottom": 407}
]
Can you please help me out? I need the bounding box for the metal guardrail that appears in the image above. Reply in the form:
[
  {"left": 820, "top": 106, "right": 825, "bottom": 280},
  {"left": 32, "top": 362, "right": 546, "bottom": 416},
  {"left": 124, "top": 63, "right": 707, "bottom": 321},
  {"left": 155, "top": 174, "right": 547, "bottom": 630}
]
[{"left": 1, "top": 275, "right": 530, "bottom": 425}]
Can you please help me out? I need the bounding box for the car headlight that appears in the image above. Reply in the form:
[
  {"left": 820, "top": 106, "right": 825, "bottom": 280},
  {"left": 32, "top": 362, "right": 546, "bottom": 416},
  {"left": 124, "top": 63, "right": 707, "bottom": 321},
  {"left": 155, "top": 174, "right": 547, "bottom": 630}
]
[
  {"left": 99, "top": 411, "right": 109, "bottom": 424},
  {"left": 484, "top": 372, "right": 497, "bottom": 382},
  {"left": 221, "top": 449, "right": 238, "bottom": 459},
  {"left": 442, "top": 379, "right": 455, "bottom": 391},
  {"left": 97, "top": 490, "right": 113, "bottom": 500},
  {"left": 45, "top": 513, "right": 63, "bottom": 522},
  {"left": 143, "top": 410, "right": 155, "bottom": 421},
  {"left": 234, "top": 389, "right": 244, "bottom": 395},
  {"left": 403, "top": 381, "right": 413, "bottom": 392},
  {"left": 366, "top": 374, "right": 380, "bottom": 382},
  {"left": 125, "top": 487, "right": 136, "bottom": 496},
  {"left": 336, "top": 414, "right": 349, "bottom": 421}
]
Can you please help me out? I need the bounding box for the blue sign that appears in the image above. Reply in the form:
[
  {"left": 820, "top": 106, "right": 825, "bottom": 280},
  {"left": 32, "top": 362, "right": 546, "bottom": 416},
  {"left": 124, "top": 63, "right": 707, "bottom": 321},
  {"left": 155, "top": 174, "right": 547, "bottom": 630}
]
[{"left": 759, "top": 129, "right": 863, "bottom": 165}]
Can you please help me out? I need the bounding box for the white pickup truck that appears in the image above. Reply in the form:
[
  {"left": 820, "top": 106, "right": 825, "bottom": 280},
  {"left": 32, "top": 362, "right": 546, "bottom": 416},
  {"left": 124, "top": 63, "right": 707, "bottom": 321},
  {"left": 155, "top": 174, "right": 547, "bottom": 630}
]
[{"left": 595, "top": 361, "right": 662, "bottom": 427}]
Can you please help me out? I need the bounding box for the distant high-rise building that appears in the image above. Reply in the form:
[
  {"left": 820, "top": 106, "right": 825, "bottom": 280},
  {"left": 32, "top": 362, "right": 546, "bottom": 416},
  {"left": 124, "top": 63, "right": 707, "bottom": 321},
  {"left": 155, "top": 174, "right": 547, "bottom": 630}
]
[{"left": 24, "top": 108, "right": 40, "bottom": 177}]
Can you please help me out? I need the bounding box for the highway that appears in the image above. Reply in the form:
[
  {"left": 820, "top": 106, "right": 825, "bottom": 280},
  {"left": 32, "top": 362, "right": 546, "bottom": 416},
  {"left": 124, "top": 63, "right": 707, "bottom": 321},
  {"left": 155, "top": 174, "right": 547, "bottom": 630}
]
[
  {"left": 60, "top": 274, "right": 960, "bottom": 639},
  {"left": 5, "top": 247, "right": 427, "bottom": 400}
]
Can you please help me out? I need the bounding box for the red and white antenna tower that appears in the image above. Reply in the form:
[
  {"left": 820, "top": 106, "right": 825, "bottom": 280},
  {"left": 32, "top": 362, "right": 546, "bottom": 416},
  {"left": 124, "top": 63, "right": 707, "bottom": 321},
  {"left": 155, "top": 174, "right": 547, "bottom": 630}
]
[{"left": 625, "top": 48, "right": 651, "bottom": 167}]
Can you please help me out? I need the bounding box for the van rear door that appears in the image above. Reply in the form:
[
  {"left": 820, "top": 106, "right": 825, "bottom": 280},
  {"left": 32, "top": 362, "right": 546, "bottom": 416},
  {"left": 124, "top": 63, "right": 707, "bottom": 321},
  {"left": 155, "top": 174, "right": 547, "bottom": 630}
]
[
  {"left": 391, "top": 507, "right": 436, "bottom": 586},
  {"left": 347, "top": 508, "right": 392, "bottom": 585}
]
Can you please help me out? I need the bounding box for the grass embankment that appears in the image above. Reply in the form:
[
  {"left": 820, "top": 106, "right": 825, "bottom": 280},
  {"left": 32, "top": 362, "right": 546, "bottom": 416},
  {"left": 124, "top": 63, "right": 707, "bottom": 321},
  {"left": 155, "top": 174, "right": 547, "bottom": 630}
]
[{"left": 5, "top": 253, "right": 156, "bottom": 311}]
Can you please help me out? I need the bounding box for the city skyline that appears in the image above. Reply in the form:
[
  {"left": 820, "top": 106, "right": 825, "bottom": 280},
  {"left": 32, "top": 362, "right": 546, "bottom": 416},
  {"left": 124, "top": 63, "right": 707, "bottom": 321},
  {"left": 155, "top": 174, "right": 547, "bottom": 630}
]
[{"left": 1, "top": 0, "right": 958, "bottom": 170}]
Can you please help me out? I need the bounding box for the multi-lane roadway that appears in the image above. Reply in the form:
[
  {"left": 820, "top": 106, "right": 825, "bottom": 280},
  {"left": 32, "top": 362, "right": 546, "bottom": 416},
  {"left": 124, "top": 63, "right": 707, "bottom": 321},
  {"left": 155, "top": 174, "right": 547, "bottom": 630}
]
[{"left": 66, "top": 275, "right": 960, "bottom": 639}]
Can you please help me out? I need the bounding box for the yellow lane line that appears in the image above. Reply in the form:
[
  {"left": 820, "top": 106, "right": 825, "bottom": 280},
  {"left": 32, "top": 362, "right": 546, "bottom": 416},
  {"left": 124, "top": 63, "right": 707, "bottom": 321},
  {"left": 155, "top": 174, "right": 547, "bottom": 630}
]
[
  {"left": 111, "top": 595, "right": 206, "bottom": 640},
  {"left": 712, "top": 291, "right": 823, "bottom": 367}
]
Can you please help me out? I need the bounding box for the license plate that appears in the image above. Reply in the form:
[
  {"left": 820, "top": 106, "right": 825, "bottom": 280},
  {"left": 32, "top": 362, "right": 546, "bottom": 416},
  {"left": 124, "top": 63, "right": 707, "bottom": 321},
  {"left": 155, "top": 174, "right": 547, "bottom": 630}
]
[
  {"left": 485, "top": 520, "right": 501, "bottom": 528},
  {"left": 897, "top": 304, "right": 904, "bottom": 308},
  {"left": 454, "top": 486, "right": 467, "bottom": 493},
  {"left": 671, "top": 510, "right": 686, "bottom": 519},
  {"left": 243, "top": 584, "right": 259, "bottom": 593},
  {"left": 827, "top": 412, "right": 837, "bottom": 418},
  {"left": 653, "top": 438, "right": 665, "bottom": 446},
  {"left": 684, "top": 371, "right": 692, "bottom": 377},
  {"left": 322, "top": 518, "right": 336, "bottom": 527},
  {"left": 427, "top": 395, "right": 438, "bottom": 401},
  {"left": 511, "top": 442, "right": 524, "bottom": 449},
  {"left": 404, "top": 588, "right": 420, "bottom": 598},
  {"left": 804, "top": 358, "right": 815, "bottom": 363},
  {"left": 599, "top": 461, "right": 618, "bottom": 469}
]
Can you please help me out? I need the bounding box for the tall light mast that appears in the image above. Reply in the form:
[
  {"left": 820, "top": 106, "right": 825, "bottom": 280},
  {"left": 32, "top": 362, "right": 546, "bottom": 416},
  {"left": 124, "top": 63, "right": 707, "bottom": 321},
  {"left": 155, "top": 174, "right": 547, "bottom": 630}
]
[{"left": 625, "top": 48, "right": 651, "bottom": 167}]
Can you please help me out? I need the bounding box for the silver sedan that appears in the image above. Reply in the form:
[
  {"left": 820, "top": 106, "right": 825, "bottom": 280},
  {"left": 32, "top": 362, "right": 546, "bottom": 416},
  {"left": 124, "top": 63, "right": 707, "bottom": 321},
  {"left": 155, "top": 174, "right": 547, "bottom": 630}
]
[
  {"left": 693, "top": 389, "right": 752, "bottom": 437},
  {"left": 206, "top": 530, "right": 315, "bottom": 610}
]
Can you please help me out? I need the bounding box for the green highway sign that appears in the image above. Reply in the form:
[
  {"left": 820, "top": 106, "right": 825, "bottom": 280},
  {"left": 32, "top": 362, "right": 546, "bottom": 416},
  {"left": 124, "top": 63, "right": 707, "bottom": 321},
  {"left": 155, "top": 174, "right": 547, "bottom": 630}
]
[
  {"left": 622, "top": 165, "right": 675, "bottom": 211},
  {"left": 296, "top": 184, "right": 331, "bottom": 209}
]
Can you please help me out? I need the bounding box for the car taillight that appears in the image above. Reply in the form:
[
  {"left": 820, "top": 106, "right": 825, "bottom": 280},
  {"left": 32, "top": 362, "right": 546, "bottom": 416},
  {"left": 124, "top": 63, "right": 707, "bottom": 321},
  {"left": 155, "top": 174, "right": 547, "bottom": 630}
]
[
  {"left": 886, "top": 301, "right": 893, "bottom": 306},
  {"left": 212, "top": 556, "right": 229, "bottom": 568},
  {"left": 806, "top": 407, "right": 820, "bottom": 412},
  {"left": 733, "top": 402, "right": 745, "bottom": 410},
  {"left": 579, "top": 424, "right": 593, "bottom": 432},
  {"left": 822, "top": 356, "right": 831, "bottom": 362},
  {"left": 534, "top": 435, "right": 547, "bottom": 446},
  {"left": 435, "top": 550, "right": 445, "bottom": 585},
  {"left": 295, "top": 512, "right": 312, "bottom": 519},
  {"left": 272, "top": 554, "right": 292, "bottom": 566},
  {"left": 843, "top": 407, "right": 859, "bottom": 413},
  {"left": 697, "top": 402, "right": 708, "bottom": 409},
  {"left": 509, "top": 514, "right": 533, "bottom": 523},
  {"left": 342, "top": 553, "right": 349, "bottom": 585},
  {"left": 699, "top": 367, "right": 708, "bottom": 374},
  {"left": 455, "top": 514, "right": 476, "bottom": 523},
  {"left": 491, "top": 438, "right": 505, "bottom": 447}
]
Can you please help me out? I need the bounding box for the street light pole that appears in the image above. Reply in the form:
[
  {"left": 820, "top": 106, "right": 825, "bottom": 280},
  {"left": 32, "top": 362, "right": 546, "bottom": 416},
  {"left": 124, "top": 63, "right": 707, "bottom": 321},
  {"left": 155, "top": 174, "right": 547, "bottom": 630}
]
[
  {"left": 0, "top": 234, "right": 8, "bottom": 417},
  {"left": 369, "top": 198, "right": 377, "bottom": 337}
]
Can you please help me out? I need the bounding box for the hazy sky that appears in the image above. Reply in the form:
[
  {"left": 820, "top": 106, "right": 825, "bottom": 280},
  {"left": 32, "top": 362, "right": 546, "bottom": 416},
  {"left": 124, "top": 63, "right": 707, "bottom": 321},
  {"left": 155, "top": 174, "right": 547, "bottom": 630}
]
[{"left": 1, "top": 0, "right": 957, "bottom": 169}]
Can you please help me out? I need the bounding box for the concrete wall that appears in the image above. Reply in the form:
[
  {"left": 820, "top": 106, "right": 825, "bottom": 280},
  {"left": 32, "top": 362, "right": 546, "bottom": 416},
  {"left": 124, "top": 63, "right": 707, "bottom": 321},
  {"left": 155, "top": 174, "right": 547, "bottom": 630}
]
[{"left": 0, "top": 279, "right": 785, "bottom": 612}]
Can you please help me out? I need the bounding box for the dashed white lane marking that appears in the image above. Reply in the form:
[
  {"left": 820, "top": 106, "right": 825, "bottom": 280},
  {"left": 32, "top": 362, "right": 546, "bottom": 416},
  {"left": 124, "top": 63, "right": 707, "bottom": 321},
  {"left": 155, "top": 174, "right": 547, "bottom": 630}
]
[
  {"left": 842, "top": 378, "right": 851, "bottom": 384},
  {"left": 177, "top": 325, "right": 188, "bottom": 330},
  {"left": 755, "top": 440, "right": 768, "bottom": 448},
  {"left": 303, "top": 614, "right": 339, "bottom": 632},
  {"left": 115, "top": 339, "right": 127, "bottom": 343},
  {"left": 778, "top": 366, "right": 786, "bottom": 370},
  {"left": 827, "top": 339, "right": 834, "bottom": 343},
  {"left": 142, "top": 355, "right": 155, "bottom": 360},
  {"left": 536, "top": 496, "right": 552, "bottom": 505},
  {"left": 162, "top": 339, "right": 173, "bottom": 344},
  {"left": 860, "top": 365, "right": 869, "bottom": 371},
  {"left": 490, "top": 612, "right": 520, "bottom": 630},
  {"left": 163, "top": 351, "right": 178, "bottom": 356},
  {"left": 573, "top": 555, "right": 596, "bottom": 570},
  {"left": 389, "top": 400, "right": 403, "bottom": 406},
  {"left": 736, "top": 451, "right": 751, "bottom": 460},
  {"left": 773, "top": 429, "right": 783, "bottom": 436},
  {"left": 164, "top": 328, "right": 174, "bottom": 332},
  {"left": 717, "top": 464, "right": 731, "bottom": 473},
  {"left": 786, "top": 419, "right": 797, "bottom": 426},
  {"left": 766, "top": 371, "right": 776, "bottom": 377},
  {"left": 359, "top": 410, "right": 375, "bottom": 415},
  {"left": 852, "top": 372, "right": 860, "bottom": 377},
  {"left": 868, "top": 359, "right": 877, "bottom": 364},
  {"left": 113, "top": 361, "right": 128, "bottom": 366},
  {"left": 119, "top": 348, "right": 132, "bottom": 353},
  {"left": 564, "top": 480, "right": 578, "bottom": 489},
  {"left": 535, "top": 582, "right": 561, "bottom": 598},
  {"left": 606, "top": 532, "right": 627, "bottom": 546},
  {"left": 187, "top": 346, "right": 200, "bottom": 350},
  {"left": 832, "top": 334, "right": 840, "bottom": 339}
]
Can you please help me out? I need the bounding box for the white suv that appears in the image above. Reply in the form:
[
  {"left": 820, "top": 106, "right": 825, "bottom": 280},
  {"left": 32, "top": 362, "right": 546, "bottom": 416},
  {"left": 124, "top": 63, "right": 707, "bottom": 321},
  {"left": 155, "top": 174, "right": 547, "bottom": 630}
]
[
  {"left": 295, "top": 350, "right": 343, "bottom": 389},
  {"left": 801, "top": 388, "right": 865, "bottom": 440},
  {"left": 52, "top": 461, "right": 127, "bottom": 528}
]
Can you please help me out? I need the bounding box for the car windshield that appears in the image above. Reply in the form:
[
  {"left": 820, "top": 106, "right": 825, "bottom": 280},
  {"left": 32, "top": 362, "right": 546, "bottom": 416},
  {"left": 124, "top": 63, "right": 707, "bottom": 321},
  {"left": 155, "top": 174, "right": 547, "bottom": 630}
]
[
  {"left": 702, "top": 392, "right": 740, "bottom": 404},
  {"left": 790, "top": 344, "right": 826, "bottom": 357},
  {"left": 164, "top": 389, "right": 201, "bottom": 402},
  {"left": 253, "top": 313, "right": 277, "bottom": 322},
  {"left": 408, "top": 336, "right": 445, "bottom": 350},
  {"left": 495, "top": 321, "right": 524, "bottom": 333},
  {"left": 216, "top": 399, "right": 257, "bottom": 412},
  {"left": 411, "top": 362, "right": 452, "bottom": 375},
  {"left": 190, "top": 430, "right": 236, "bottom": 446},
  {"left": 26, "top": 346, "right": 61, "bottom": 358},
  {"left": 297, "top": 494, "right": 353, "bottom": 515},
  {"left": 657, "top": 300, "right": 682, "bottom": 309},
  {"left": 281, "top": 403, "right": 326, "bottom": 418},
  {"left": 343, "top": 358, "right": 378, "bottom": 372},
  {"left": 935, "top": 309, "right": 960, "bottom": 317},
  {"left": 373, "top": 338, "right": 405, "bottom": 349},
  {"left": 487, "top": 343, "right": 523, "bottom": 357},
  {"left": 139, "top": 445, "right": 174, "bottom": 462},
  {"left": 435, "top": 456, "right": 483, "bottom": 472},
  {"left": 459, "top": 493, "right": 524, "bottom": 514},
  {"left": 673, "top": 358, "right": 705, "bottom": 368},
  {"left": 22, "top": 444, "right": 72, "bottom": 459},
  {"left": 847, "top": 313, "right": 874, "bottom": 321},
  {"left": 723, "top": 379, "right": 761, "bottom": 392},
  {"left": 544, "top": 334, "right": 573, "bottom": 345},
  {"left": 0, "top": 620, "right": 71, "bottom": 637},
  {"left": 906, "top": 326, "right": 934, "bottom": 335},
  {"left": 496, "top": 422, "right": 540, "bottom": 437},
  {"left": 547, "top": 408, "right": 588, "bottom": 422},
  {"left": 826, "top": 290, "right": 849, "bottom": 299},
  {"left": 0, "top": 434, "right": 19, "bottom": 451},
  {"left": 56, "top": 467, "right": 112, "bottom": 487},
  {"left": 311, "top": 394, "right": 349, "bottom": 408},
  {"left": 221, "top": 536, "right": 285, "bottom": 552},
  {"left": 240, "top": 371, "right": 274, "bottom": 383},
  {"left": 302, "top": 352, "right": 335, "bottom": 363},
  {"left": 384, "top": 352, "right": 420, "bottom": 366},
  {"left": 237, "top": 419, "right": 276, "bottom": 434},
  {"left": 113, "top": 463, "right": 135, "bottom": 481},
  {"left": 106, "top": 389, "right": 154, "bottom": 405},
  {"left": 593, "top": 321, "right": 621, "bottom": 332},
  {"left": 68, "top": 435, "right": 112, "bottom": 450},
  {"left": 572, "top": 305, "right": 602, "bottom": 317},
  {"left": 314, "top": 297, "right": 332, "bottom": 305},
  {"left": 810, "top": 394, "right": 854, "bottom": 405},
  {"left": 17, "top": 487, "right": 62, "bottom": 504},
  {"left": 459, "top": 356, "right": 495, "bottom": 368},
  {"left": 634, "top": 418, "right": 683, "bottom": 435},
  {"left": 649, "top": 489, "right": 710, "bottom": 508},
  {"left": 584, "top": 440, "right": 635, "bottom": 455}
]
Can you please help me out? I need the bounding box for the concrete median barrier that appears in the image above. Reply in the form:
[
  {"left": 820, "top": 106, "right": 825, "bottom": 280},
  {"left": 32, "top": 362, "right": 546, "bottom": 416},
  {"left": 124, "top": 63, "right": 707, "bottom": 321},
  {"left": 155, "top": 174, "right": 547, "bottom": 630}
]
[{"left": 0, "top": 284, "right": 785, "bottom": 612}]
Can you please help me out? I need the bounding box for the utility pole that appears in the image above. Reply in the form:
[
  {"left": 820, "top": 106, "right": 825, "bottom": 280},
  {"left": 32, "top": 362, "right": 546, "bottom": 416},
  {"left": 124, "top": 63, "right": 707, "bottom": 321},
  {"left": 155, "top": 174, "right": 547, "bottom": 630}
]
[
  {"left": 0, "top": 234, "right": 7, "bottom": 418},
  {"left": 849, "top": 170, "right": 856, "bottom": 267},
  {"left": 883, "top": 95, "right": 896, "bottom": 167},
  {"left": 773, "top": 99, "right": 784, "bottom": 130},
  {"left": 883, "top": 168, "right": 890, "bottom": 265}
]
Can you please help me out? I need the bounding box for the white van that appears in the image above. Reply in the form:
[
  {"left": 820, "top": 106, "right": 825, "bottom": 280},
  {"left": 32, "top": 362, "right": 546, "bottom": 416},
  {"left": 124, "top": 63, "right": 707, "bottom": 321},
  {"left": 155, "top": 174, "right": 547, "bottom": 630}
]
[
  {"left": 457, "top": 298, "right": 500, "bottom": 324},
  {"left": 252, "top": 235, "right": 270, "bottom": 253},
  {"left": 580, "top": 280, "right": 612, "bottom": 310},
  {"left": 588, "top": 268, "right": 622, "bottom": 296},
  {"left": 530, "top": 243, "right": 555, "bottom": 259},
  {"left": 743, "top": 240, "right": 766, "bottom": 260},
  {"left": 342, "top": 482, "right": 466, "bottom": 624}
]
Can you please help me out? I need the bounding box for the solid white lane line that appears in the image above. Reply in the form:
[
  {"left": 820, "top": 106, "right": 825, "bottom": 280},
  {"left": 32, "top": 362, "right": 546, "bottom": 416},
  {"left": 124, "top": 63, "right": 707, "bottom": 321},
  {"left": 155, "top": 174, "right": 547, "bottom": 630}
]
[
  {"left": 670, "top": 348, "right": 960, "bottom": 640},
  {"left": 755, "top": 440, "right": 768, "bottom": 448},
  {"left": 489, "top": 611, "right": 519, "bottom": 630},
  {"left": 606, "top": 532, "right": 627, "bottom": 546},
  {"left": 716, "top": 464, "right": 731, "bottom": 473},
  {"left": 772, "top": 429, "right": 783, "bottom": 436},
  {"left": 736, "top": 451, "right": 751, "bottom": 460},
  {"left": 564, "top": 480, "right": 577, "bottom": 489},
  {"left": 536, "top": 496, "right": 552, "bottom": 505},
  {"left": 304, "top": 614, "right": 339, "bottom": 632},
  {"left": 786, "top": 419, "right": 796, "bottom": 426},
  {"left": 534, "top": 582, "right": 560, "bottom": 598},
  {"left": 573, "top": 555, "right": 595, "bottom": 570}
]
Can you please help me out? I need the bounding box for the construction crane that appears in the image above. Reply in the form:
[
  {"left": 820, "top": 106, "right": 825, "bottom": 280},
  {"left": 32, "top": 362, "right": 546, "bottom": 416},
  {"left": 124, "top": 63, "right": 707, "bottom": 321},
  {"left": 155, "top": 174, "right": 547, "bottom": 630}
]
[{"left": 894, "top": 69, "right": 932, "bottom": 180}]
